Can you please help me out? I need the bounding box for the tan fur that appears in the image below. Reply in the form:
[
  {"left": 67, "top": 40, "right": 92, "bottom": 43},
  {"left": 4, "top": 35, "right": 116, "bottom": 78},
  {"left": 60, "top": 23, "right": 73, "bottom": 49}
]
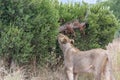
[{"left": 58, "top": 33, "right": 115, "bottom": 80}]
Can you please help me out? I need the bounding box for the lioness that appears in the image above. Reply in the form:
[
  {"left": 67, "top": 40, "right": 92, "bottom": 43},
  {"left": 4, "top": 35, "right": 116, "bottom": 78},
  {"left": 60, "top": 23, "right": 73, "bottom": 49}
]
[{"left": 58, "top": 33, "right": 115, "bottom": 80}]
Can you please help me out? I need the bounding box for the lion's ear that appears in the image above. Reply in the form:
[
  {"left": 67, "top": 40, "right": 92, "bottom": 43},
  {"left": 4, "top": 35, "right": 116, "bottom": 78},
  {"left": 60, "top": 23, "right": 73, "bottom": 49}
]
[{"left": 70, "top": 39, "right": 74, "bottom": 44}]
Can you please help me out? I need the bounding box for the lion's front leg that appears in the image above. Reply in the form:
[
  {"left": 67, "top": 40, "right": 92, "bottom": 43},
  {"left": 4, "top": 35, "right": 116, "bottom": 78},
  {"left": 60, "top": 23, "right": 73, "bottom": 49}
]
[{"left": 66, "top": 67, "right": 74, "bottom": 80}]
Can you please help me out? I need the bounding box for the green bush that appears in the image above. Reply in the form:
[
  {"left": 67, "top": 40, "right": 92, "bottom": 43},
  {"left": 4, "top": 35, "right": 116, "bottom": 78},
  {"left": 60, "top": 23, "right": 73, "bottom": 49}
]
[
  {"left": 0, "top": 0, "right": 119, "bottom": 67},
  {"left": 0, "top": 0, "right": 34, "bottom": 65},
  {"left": 0, "top": 24, "right": 33, "bottom": 64},
  {"left": 28, "top": 0, "right": 59, "bottom": 66},
  {"left": 83, "top": 3, "right": 118, "bottom": 49},
  {"left": 114, "top": 29, "right": 120, "bottom": 38},
  {"left": 57, "top": 3, "right": 118, "bottom": 50},
  {"left": 0, "top": 0, "right": 59, "bottom": 66}
]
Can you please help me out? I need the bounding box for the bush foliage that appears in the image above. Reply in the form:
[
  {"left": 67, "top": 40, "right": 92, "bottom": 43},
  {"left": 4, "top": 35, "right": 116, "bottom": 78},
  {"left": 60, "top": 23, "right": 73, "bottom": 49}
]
[{"left": 0, "top": 0, "right": 119, "bottom": 67}]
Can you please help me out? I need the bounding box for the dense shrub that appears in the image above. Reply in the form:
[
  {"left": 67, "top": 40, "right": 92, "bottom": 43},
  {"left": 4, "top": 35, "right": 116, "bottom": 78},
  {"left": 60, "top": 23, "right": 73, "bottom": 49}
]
[
  {"left": 57, "top": 3, "right": 118, "bottom": 50},
  {"left": 0, "top": 0, "right": 59, "bottom": 66},
  {"left": 28, "top": 0, "right": 59, "bottom": 66},
  {"left": 0, "top": 0, "right": 119, "bottom": 67},
  {"left": 114, "top": 29, "right": 120, "bottom": 38},
  {"left": 0, "top": 0, "right": 33, "bottom": 65},
  {"left": 0, "top": 24, "right": 33, "bottom": 64}
]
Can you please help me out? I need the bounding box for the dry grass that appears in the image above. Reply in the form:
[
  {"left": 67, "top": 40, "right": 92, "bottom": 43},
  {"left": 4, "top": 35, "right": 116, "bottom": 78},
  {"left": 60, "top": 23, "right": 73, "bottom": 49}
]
[
  {"left": 0, "top": 38, "right": 120, "bottom": 80},
  {"left": 4, "top": 69, "right": 25, "bottom": 80},
  {"left": 0, "top": 61, "right": 26, "bottom": 80},
  {"left": 31, "top": 67, "right": 67, "bottom": 80},
  {"left": 106, "top": 38, "right": 120, "bottom": 80}
]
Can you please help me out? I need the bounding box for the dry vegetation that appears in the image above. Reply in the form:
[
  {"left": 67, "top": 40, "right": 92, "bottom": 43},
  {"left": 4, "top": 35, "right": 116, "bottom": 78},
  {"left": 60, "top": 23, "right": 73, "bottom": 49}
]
[
  {"left": 106, "top": 38, "right": 120, "bottom": 80},
  {"left": 0, "top": 38, "right": 120, "bottom": 80}
]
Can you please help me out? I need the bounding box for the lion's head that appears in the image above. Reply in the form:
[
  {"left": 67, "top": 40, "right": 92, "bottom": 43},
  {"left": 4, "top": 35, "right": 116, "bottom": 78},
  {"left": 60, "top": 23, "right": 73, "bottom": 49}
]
[
  {"left": 58, "top": 33, "right": 74, "bottom": 45},
  {"left": 57, "top": 34, "right": 74, "bottom": 51}
]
